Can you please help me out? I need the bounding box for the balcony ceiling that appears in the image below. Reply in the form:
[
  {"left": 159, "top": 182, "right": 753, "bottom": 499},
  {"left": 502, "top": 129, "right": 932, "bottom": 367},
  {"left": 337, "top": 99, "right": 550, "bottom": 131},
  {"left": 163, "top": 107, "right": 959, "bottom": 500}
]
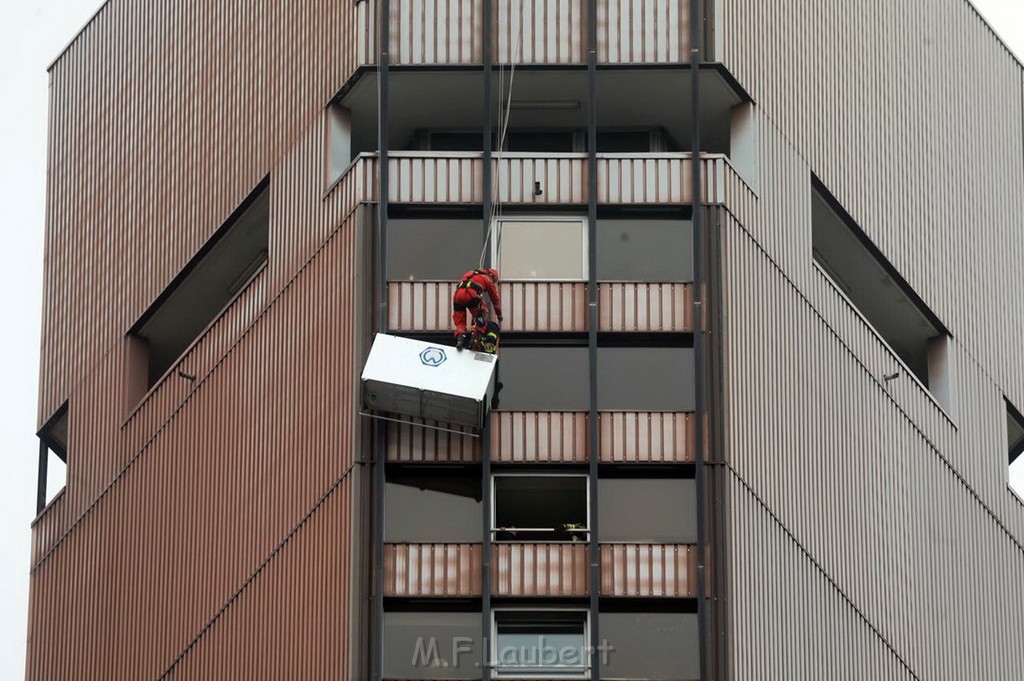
[{"left": 344, "top": 68, "right": 744, "bottom": 154}]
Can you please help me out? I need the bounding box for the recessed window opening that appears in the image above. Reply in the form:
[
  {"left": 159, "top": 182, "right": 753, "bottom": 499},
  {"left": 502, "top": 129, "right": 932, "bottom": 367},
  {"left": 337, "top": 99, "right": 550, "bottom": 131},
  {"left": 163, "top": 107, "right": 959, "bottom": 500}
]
[
  {"left": 493, "top": 475, "right": 588, "bottom": 541},
  {"left": 1007, "top": 400, "right": 1024, "bottom": 498},
  {"left": 326, "top": 102, "right": 352, "bottom": 185},
  {"left": 492, "top": 610, "right": 589, "bottom": 679},
  {"left": 37, "top": 404, "right": 68, "bottom": 513},
  {"left": 494, "top": 216, "right": 587, "bottom": 281},
  {"left": 415, "top": 128, "right": 669, "bottom": 153},
  {"left": 129, "top": 182, "right": 270, "bottom": 388},
  {"left": 811, "top": 179, "right": 952, "bottom": 403}
]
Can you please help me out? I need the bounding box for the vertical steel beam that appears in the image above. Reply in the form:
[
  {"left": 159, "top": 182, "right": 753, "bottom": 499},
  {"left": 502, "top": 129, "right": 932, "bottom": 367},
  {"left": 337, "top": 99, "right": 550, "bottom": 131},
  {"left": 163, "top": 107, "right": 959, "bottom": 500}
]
[
  {"left": 372, "top": 0, "right": 391, "bottom": 677},
  {"left": 586, "top": 0, "right": 600, "bottom": 676},
  {"left": 36, "top": 440, "right": 48, "bottom": 515},
  {"left": 481, "top": 0, "right": 494, "bottom": 676},
  {"left": 691, "top": 0, "right": 709, "bottom": 679}
]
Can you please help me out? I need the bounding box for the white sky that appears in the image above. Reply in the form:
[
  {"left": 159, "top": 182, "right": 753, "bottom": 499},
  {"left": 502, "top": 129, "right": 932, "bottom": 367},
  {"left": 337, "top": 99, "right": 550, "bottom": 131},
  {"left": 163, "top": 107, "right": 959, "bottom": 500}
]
[{"left": 0, "top": 0, "right": 1022, "bottom": 678}]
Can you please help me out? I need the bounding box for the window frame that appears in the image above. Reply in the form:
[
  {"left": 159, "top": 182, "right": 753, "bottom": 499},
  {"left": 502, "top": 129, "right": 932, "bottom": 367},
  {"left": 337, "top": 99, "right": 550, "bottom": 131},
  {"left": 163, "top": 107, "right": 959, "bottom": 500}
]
[
  {"left": 493, "top": 215, "right": 588, "bottom": 282},
  {"left": 491, "top": 473, "right": 590, "bottom": 542},
  {"left": 490, "top": 607, "right": 591, "bottom": 680}
]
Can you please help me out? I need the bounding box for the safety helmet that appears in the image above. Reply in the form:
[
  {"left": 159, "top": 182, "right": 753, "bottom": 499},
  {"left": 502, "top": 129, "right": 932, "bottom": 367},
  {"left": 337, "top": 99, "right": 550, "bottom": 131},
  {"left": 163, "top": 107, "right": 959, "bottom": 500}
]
[{"left": 483, "top": 268, "right": 500, "bottom": 283}]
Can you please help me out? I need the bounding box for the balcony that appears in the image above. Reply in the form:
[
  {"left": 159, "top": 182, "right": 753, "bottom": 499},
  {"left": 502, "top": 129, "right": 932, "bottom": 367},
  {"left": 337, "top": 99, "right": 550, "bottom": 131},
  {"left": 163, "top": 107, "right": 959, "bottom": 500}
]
[
  {"left": 388, "top": 281, "right": 693, "bottom": 333},
  {"left": 385, "top": 411, "right": 694, "bottom": 463},
  {"left": 378, "top": 151, "right": 732, "bottom": 206},
  {"left": 383, "top": 542, "right": 698, "bottom": 597},
  {"left": 358, "top": 0, "right": 701, "bottom": 67}
]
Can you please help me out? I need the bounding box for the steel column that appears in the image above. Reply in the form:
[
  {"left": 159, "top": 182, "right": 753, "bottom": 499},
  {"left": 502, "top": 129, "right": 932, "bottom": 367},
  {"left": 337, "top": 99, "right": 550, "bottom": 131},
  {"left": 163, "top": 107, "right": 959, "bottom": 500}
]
[
  {"left": 586, "top": 0, "right": 600, "bottom": 676},
  {"left": 691, "top": 1, "right": 709, "bottom": 679},
  {"left": 481, "top": 0, "right": 494, "bottom": 675},
  {"left": 372, "top": 0, "right": 391, "bottom": 677}
]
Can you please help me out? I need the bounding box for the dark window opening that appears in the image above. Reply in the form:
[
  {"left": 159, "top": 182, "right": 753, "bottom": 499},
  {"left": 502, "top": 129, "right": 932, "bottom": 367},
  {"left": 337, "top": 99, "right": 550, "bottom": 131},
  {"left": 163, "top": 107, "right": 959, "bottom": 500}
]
[
  {"left": 505, "top": 130, "right": 578, "bottom": 152},
  {"left": 415, "top": 128, "right": 669, "bottom": 153},
  {"left": 129, "top": 182, "right": 270, "bottom": 389},
  {"left": 36, "top": 404, "right": 68, "bottom": 513},
  {"left": 811, "top": 179, "right": 952, "bottom": 403},
  {"left": 493, "top": 475, "right": 587, "bottom": 541},
  {"left": 386, "top": 470, "right": 482, "bottom": 542},
  {"left": 493, "top": 610, "right": 588, "bottom": 678}
]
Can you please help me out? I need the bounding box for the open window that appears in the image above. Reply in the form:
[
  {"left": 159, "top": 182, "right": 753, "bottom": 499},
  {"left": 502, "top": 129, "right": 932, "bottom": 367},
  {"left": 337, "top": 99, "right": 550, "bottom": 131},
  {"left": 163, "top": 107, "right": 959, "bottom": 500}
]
[
  {"left": 494, "top": 217, "right": 587, "bottom": 281},
  {"left": 36, "top": 404, "right": 68, "bottom": 513},
  {"left": 492, "top": 475, "right": 588, "bottom": 541},
  {"left": 128, "top": 181, "right": 269, "bottom": 391},
  {"left": 1008, "top": 400, "right": 1024, "bottom": 499},
  {"left": 811, "top": 179, "right": 953, "bottom": 407},
  {"left": 492, "top": 610, "right": 589, "bottom": 679}
]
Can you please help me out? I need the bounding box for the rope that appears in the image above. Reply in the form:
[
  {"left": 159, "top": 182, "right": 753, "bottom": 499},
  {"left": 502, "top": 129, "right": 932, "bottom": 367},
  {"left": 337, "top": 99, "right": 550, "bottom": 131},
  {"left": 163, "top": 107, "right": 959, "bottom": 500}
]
[{"left": 478, "top": 0, "right": 525, "bottom": 269}]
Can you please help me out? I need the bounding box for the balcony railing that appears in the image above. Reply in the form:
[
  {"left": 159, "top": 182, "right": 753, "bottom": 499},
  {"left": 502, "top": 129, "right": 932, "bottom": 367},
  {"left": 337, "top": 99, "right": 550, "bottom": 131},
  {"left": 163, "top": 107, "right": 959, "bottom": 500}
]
[
  {"left": 383, "top": 542, "right": 697, "bottom": 597},
  {"left": 380, "top": 151, "right": 732, "bottom": 205},
  {"left": 385, "top": 411, "right": 694, "bottom": 463},
  {"left": 388, "top": 281, "right": 693, "bottom": 333},
  {"left": 359, "top": 0, "right": 698, "bottom": 66}
]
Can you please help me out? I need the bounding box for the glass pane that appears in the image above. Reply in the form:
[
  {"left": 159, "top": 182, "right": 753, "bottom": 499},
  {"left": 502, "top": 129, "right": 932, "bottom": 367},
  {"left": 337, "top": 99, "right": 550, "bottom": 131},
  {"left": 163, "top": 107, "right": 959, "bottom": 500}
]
[
  {"left": 497, "top": 220, "right": 585, "bottom": 280},
  {"left": 384, "top": 612, "right": 481, "bottom": 679},
  {"left": 596, "top": 347, "right": 694, "bottom": 411},
  {"left": 386, "top": 474, "right": 482, "bottom": 542},
  {"left": 495, "top": 612, "right": 586, "bottom": 677},
  {"left": 598, "top": 479, "right": 695, "bottom": 542},
  {"left": 596, "top": 219, "right": 692, "bottom": 282},
  {"left": 388, "top": 219, "right": 483, "bottom": 281},
  {"left": 493, "top": 347, "right": 589, "bottom": 411},
  {"left": 600, "top": 612, "right": 698, "bottom": 678}
]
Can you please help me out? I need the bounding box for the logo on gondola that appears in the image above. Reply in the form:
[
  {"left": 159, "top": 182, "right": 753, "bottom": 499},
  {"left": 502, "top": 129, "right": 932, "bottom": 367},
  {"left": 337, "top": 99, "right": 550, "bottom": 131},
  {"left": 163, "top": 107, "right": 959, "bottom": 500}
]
[{"left": 419, "top": 347, "right": 447, "bottom": 367}]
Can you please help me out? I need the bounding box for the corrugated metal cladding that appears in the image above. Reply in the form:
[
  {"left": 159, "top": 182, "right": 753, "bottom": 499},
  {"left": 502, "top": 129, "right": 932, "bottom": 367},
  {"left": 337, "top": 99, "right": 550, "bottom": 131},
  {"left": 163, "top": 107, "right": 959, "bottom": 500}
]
[
  {"left": 39, "top": 0, "right": 370, "bottom": 424},
  {"left": 719, "top": 164, "right": 1024, "bottom": 675},
  {"left": 386, "top": 411, "right": 694, "bottom": 463},
  {"left": 713, "top": 1, "right": 1024, "bottom": 676},
  {"left": 364, "top": 0, "right": 693, "bottom": 65},
  {"left": 29, "top": 202, "right": 365, "bottom": 679},
  {"left": 384, "top": 543, "right": 697, "bottom": 597},
  {"left": 388, "top": 281, "right": 691, "bottom": 333}
]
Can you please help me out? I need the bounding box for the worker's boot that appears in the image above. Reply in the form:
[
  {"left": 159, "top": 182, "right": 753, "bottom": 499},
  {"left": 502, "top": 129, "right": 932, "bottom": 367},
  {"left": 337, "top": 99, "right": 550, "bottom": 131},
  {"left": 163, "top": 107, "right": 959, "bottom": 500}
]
[{"left": 456, "top": 332, "right": 471, "bottom": 351}]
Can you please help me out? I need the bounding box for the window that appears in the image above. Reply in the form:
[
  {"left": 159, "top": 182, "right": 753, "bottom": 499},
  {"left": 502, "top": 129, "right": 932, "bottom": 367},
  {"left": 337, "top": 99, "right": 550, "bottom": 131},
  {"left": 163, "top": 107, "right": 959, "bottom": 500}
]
[
  {"left": 595, "top": 129, "right": 666, "bottom": 152},
  {"left": 596, "top": 219, "right": 692, "bottom": 281},
  {"left": 597, "top": 347, "right": 695, "bottom": 411},
  {"left": 493, "top": 475, "right": 588, "bottom": 541},
  {"left": 505, "top": 130, "right": 580, "bottom": 152},
  {"left": 598, "top": 479, "right": 695, "bottom": 542},
  {"left": 129, "top": 182, "right": 269, "bottom": 389},
  {"left": 386, "top": 471, "right": 482, "bottom": 542},
  {"left": 384, "top": 611, "right": 481, "bottom": 680},
  {"left": 600, "top": 612, "right": 699, "bottom": 679},
  {"left": 36, "top": 404, "right": 68, "bottom": 513},
  {"left": 494, "top": 217, "right": 587, "bottom": 281},
  {"left": 326, "top": 103, "right": 352, "bottom": 185},
  {"left": 1008, "top": 400, "right": 1024, "bottom": 498},
  {"left": 387, "top": 219, "right": 483, "bottom": 281},
  {"left": 811, "top": 179, "right": 953, "bottom": 404},
  {"left": 494, "top": 347, "right": 589, "bottom": 411},
  {"left": 493, "top": 610, "right": 588, "bottom": 678}
]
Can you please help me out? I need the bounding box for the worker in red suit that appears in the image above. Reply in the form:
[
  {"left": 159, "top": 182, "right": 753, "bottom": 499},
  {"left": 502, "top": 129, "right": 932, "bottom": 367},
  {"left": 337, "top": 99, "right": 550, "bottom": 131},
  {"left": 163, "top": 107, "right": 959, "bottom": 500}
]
[{"left": 452, "top": 268, "right": 503, "bottom": 350}]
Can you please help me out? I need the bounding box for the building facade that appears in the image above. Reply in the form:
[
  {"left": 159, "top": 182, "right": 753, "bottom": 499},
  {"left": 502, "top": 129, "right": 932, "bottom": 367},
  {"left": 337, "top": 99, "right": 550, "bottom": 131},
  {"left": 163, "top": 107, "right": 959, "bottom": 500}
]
[{"left": 29, "top": 0, "right": 1024, "bottom": 679}]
